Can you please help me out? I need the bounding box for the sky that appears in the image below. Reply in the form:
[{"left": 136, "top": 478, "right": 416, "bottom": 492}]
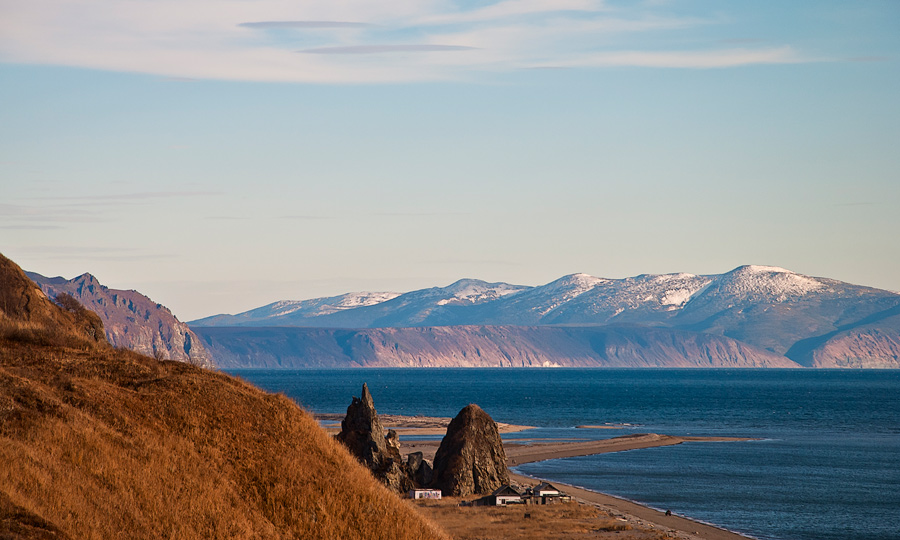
[{"left": 2, "top": 0, "right": 899, "bottom": 321}]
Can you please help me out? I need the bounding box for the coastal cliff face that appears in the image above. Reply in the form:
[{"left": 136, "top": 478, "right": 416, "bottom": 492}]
[
  {"left": 807, "top": 327, "right": 900, "bottom": 368},
  {"left": 27, "top": 271, "right": 212, "bottom": 367},
  {"left": 195, "top": 324, "right": 798, "bottom": 368}
]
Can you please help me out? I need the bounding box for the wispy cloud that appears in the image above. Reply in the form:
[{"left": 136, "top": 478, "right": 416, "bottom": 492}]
[
  {"left": 551, "top": 47, "right": 802, "bottom": 69},
  {"left": 279, "top": 214, "right": 334, "bottom": 220},
  {"left": 373, "top": 211, "right": 473, "bottom": 217},
  {"left": 0, "top": 0, "right": 815, "bottom": 83},
  {"left": 301, "top": 44, "right": 477, "bottom": 55},
  {"left": 240, "top": 21, "right": 372, "bottom": 29},
  {"left": 846, "top": 56, "right": 888, "bottom": 63},
  {"left": 1, "top": 192, "right": 222, "bottom": 228},
  {"left": 0, "top": 224, "right": 65, "bottom": 230},
  {"left": 36, "top": 191, "right": 222, "bottom": 203},
  {"left": 10, "top": 245, "right": 173, "bottom": 262},
  {"left": 0, "top": 203, "right": 104, "bottom": 223}
]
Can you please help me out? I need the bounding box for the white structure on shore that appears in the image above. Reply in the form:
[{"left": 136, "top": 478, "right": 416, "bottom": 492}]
[{"left": 409, "top": 489, "right": 442, "bottom": 500}]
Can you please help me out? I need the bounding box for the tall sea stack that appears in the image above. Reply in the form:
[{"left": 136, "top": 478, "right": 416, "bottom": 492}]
[
  {"left": 335, "top": 383, "right": 414, "bottom": 493},
  {"left": 431, "top": 404, "right": 509, "bottom": 496}
]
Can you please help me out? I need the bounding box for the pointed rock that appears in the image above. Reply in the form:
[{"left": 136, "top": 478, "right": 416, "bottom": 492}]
[
  {"left": 335, "top": 383, "right": 415, "bottom": 493},
  {"left": 335, "top": 383, "right": 388, "bottom": 468},
  {"left": 431, "top": 404, "right": 509, "bottom": 496}
]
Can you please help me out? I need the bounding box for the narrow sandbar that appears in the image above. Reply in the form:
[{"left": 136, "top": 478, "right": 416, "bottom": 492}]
[
  {"left": 315, "top": 412, "right": 533, "bottom": 436},
  {"left": 505, "top": 433, "right": 756, "bottom": 465}
]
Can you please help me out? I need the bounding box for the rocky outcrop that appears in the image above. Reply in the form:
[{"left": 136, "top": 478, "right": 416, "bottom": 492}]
[
  {"left": 27, "top": 271, "right": 212, "bottom": 367},
  {"left": 0, "top": 254, "right": 105, "bottom": 346},
  {"left": 335, "top": 384, "right": 415, "bottom": 493},
  {"left": 407, "top": 452, "right": 433, "bottom": 487},
  {"left": 431, "top": 404, "right": 509, "bottom": 497}
]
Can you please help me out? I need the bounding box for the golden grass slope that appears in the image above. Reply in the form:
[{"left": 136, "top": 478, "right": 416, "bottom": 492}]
[{"left": 0, "top": 253, "right": 446, "bottom": 540}]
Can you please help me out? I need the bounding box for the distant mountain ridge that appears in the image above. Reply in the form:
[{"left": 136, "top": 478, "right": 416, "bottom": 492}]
[
  {"left": 28, "top": 271, "right": 213, "bottom": 367},
  {"left": 191, "top": 266, "right": 900, "bottom": 369},
  {"left": 195, "top": 324, "right": 799, "bottom": 369}
]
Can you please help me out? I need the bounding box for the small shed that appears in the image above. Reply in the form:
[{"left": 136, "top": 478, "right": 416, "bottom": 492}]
[{"left": 409, "top": 489, "right": 442, "bottom": 500}]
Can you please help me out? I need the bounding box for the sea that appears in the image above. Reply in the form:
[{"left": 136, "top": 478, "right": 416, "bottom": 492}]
[{"left": 230, "top": 368, "right": 900, "bottom": 540}]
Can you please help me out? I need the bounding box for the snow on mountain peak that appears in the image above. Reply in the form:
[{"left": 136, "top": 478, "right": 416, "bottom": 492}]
[
  {"left": 719, "top": 265, "right": 824, "bottom": 299},
  {"left": 735, "top": 265, "right": 793, "bottom": 275},
  {"left": 334, "top": 292, "right": 401, "bottom": 309},
  {"left": 265, "top": 292, "right": 400, "bottom": 318},
  {"left": 552, "top": 273, "right": 608, "bottom": 290},
  {"left": 436, "top": 279, "right": 527, "bottom": 306}
]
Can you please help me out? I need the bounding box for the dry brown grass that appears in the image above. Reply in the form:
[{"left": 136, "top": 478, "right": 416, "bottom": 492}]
[
  {"left": 413, "top": 498, "right": 677, "bottom": 540},
  {"left": 0, "top": 324, "right": 447, "bottom": 540}
]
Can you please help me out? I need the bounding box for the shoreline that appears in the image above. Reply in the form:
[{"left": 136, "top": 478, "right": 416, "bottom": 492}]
[
  {"left": 505, "top": 433, "right": 757, "bottom": 465},
  {"left": 315, "top": 412, "right": 534, "bottom": 436},
  {"left": 508, "top": 471, "right": 755, "bottom": 540},
  {"left": 377, "top": 413, "right": 757, "bottom": 540},
  {"left": 506, "top": 434, "right": 758, "bottom": 539}
]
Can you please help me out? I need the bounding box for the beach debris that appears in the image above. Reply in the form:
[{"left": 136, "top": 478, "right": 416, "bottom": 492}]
[{"left": 431, "top": 403, "right": 510, "bottom": 496}]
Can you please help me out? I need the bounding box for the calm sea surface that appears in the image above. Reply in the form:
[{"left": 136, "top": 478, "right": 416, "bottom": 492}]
[{"left": 231, "top": 368, "right": 900, "bottom": 540}]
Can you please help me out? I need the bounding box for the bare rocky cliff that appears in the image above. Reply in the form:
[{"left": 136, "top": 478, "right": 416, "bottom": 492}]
[
  {"left": 195, "top": 324, "right": 799, "bottom": 368},
  {"left": 27, "top": 271, "right": 212, "bottom": 367}
]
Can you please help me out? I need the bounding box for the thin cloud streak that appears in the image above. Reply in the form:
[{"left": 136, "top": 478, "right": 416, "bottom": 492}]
[
  {"left": 301, "top": 44, "right": 478, "bottom": 55},
  {"left": 35, "top": 191, "right": 222, "bottom": 202},
  {"left": 240, "top": 21, "right": 371, "bottom": 29},
  {"left": 540, "top": 47, "right": 803, "bottom": 69},
  {"left": 0, "top": 225, "right": 65, "bottom": 230}
]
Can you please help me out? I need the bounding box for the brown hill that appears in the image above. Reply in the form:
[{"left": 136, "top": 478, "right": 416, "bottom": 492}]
[
  {"left": 0, "top": 253, "right": 446, "bottom": 540},
  {"left": 27, "top": 271, "right": 213, "bottom": 367}
]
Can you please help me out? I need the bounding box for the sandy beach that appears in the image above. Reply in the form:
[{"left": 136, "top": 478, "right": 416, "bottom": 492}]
[
  {"left": 315, "top": 412, "right": 534, "bottom": 436},
  {"left": 387, "top": 417, "right": 756, "bottom": 540}
]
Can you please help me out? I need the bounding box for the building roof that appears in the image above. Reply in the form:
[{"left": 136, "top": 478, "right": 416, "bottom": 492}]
[{"left": 491, "top": 484, "right": 521, "bottom": 497}]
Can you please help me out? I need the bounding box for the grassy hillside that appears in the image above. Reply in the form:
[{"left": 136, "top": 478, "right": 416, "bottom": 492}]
[{"left": 0, "top": 253, "right": 446, "bottom": 540}]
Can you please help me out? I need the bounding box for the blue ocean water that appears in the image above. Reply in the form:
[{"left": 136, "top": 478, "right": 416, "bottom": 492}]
[{"left": 231, "top": 368, "right": 900, "bottom": 540}]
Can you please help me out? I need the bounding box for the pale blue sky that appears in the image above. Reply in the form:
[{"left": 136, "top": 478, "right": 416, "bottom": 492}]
[{"left": 2, "top": 0, "right": 898, "bottom": 320}]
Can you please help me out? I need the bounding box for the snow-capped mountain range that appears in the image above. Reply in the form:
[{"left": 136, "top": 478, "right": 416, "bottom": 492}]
[{"left": 190, "top": 265, "right": 900, "bottom": 368}]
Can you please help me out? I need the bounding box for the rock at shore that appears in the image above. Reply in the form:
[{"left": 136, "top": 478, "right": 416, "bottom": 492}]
[
  {"left": 335, "top": 383, "right": 414, "bottom": 493},
  {"left": 431, "top": 404, "right": 509, "bottom": 496}
]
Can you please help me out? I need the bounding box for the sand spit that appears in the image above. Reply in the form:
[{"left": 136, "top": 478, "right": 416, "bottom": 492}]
[
  {"left": 380, "top": 414, "right": 755, "bottom": 540},
  {"left": 316, "top": 413, "right": 533, "bottom": 436},
  {"left": 505, "top": 433, "right": 755, "bottom": 465}
]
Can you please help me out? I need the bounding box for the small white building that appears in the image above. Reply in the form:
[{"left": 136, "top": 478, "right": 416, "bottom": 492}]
[
  {"left": 409, "top": 489, "right": 442, "bottom": 500},
  {"left": 490, "top": 485, "right": 523, "bottom": 506},
  {"left": 532, "top": 482, "right": 560, "bottom": 498}
]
